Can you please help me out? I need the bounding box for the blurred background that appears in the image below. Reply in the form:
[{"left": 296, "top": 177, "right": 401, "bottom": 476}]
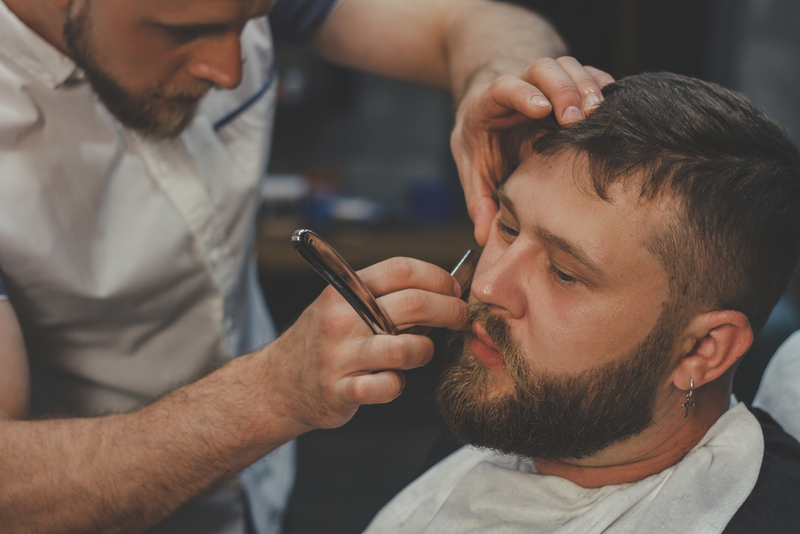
[{"left": 256, "top": 0, "right": 800, "bottom": 531}]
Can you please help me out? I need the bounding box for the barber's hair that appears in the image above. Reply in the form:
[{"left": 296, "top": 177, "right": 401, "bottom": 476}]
[{"left": 528, "top": 72, "right": 800, "bottom": 334}]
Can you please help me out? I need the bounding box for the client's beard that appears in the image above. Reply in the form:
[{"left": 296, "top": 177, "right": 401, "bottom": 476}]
[
  {"left": 63, "top": 1, "right": 211, "bottom": 140},
  {"left": 436, "top": 302, "right": 676, "bottom": 461}
]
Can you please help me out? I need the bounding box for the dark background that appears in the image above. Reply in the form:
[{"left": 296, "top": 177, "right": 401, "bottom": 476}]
[{"left": 258, "top": 0, "right": 800, "bottom": 531}]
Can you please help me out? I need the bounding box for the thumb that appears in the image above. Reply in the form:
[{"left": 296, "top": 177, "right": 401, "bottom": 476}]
[{"left": 468, "top": 197, "right": 498, "bottom": 247}]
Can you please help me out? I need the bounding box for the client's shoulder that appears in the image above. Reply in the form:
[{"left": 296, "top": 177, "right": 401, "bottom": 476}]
[{"left": 723, "top": 407, "right": 800, "bottom": 533}]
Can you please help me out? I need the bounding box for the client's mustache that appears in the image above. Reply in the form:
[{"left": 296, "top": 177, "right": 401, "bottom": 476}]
[
  {"left": 467, "top": 300, "right": 514, "bottom": 355},
  {"left": 466, "top": 300, "right": 532, "bottom": 390}
]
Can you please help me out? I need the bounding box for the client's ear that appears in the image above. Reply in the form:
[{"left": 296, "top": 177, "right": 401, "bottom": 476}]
[{"left": 671, "top": 310, "right": 753, "bottom": 390}]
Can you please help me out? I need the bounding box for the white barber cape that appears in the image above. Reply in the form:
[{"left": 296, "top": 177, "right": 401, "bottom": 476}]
[
  {"left": 754, "top": 330, "right": 800, "bottom": 442},
  {"left": 365, "top": 403, "right": 762, "bottom": 534}
]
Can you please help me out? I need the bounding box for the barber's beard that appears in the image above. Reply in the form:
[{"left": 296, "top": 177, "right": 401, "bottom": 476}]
[
  {"left": 63, "top": 1, "right": 212, "bottom": 140},
  {"left": 436, "top": 301, "right": 676, "bottom": 461}
]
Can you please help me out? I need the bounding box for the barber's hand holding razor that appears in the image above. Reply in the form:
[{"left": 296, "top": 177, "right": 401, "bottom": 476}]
[
  {"left": 262, "top": 257, "right": 468, "bottom": 434},
  {"left": 453, "top": 56, "right": 615, "bottom": 246}
]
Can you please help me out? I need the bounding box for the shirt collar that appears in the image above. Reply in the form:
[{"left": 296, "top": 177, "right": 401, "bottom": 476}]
[{"left": 0, "top": 1, "right": 82, "bottom": 89}]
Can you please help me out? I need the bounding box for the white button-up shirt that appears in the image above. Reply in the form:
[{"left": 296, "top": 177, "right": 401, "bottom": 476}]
[
  {"left": 0, "top": 0, "right": 276, "bottom": 417},
  {"left": 0, "top": 1, "right": 339, "bottom": 531}
]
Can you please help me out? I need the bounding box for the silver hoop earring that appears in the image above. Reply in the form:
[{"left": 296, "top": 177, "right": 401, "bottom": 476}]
[{"left": 681, "top": 377, "right": 695, "bottom": 419}]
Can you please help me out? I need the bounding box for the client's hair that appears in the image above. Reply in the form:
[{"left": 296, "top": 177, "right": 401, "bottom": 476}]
[{"left": 526, "top": 72, "right": 800, "bottom": 334}]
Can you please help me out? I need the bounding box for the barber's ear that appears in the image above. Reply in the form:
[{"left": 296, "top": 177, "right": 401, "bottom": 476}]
[{"left": 671, "top": 310, "right": 753, "bottom": 390}]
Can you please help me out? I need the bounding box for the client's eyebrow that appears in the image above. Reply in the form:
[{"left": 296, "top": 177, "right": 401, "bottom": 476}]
[
  {"left": 497, "top": 187, "right": 519, "bottom": 221},
  {"left": 497, "top": 187, "right": 608, "bottom": 284},
  {"left": 535, "top": 227, "right": 608, "bottom": 284}
]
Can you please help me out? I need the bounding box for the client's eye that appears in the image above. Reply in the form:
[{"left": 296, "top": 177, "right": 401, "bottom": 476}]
[
  {"left": 550, "top": 264, "right": 577, "bottom": 284},
  {"left": 497, "top": 220, "right": 519, "bottom": 240}
]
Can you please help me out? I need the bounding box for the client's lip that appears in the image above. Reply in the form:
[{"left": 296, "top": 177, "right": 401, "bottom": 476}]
[{"left": 470, "top": 322, "right": 507, "bottom": 370}]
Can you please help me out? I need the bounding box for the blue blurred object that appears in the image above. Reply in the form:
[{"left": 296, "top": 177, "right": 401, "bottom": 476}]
[
  {"left": 408, "top": 181, "right": 454, "bottom": 227},
  {"left": 308, "top": 191, "right": 336, "bottom": 229}
]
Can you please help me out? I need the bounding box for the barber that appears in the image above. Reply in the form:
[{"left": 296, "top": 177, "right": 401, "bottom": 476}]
[{"left": 0, "top": 0, "right": 610, "bottom": 532}]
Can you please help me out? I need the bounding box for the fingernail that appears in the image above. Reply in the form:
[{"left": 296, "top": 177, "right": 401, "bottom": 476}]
[
  {"left": 531, "top": 95, "right": 550, "bottom": 108},
  {"left": 562, "top": 106, "right": 583, "bottom": 123},
  {"left": 585, "top": 93, "right": 602, "bottom": 110}
]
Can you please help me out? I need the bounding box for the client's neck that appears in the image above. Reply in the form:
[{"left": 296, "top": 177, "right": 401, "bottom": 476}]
[{"left": 532, "top": 384, "right": 731, "bottom": 488}]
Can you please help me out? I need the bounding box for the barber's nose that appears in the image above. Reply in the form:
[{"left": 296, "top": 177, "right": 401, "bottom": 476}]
[
  {"left": 470, "top": 244, "right": 527, "bottom": 319},
  {"left": 187, "top": 33, "right": 243, "bottom": 90}
]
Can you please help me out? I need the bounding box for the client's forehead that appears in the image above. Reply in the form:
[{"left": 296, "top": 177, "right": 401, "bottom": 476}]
[{"left": 502, "top": 151, "right": 673, "bottom": 293}]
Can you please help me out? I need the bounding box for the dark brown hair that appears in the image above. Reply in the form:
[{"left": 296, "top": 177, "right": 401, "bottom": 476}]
[{"left": 526, "top": 72, "right": 800, "bottom": 334}]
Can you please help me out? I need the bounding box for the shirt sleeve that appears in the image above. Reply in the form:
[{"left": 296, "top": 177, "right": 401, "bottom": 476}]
[
  {"left": 268, "top": 0, "right": 342, "bottom": 43},
  {"left": 0, "top": 270, "right": 6, "bottom": 299}
]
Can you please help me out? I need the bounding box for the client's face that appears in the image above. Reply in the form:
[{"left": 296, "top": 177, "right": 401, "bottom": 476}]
[{"left": 437, "top": 152, "right": 679, "bottom": 460}]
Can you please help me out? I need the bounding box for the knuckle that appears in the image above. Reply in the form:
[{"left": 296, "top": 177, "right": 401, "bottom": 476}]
[
  {"left": 555, "top": 83, "right": 580, "bottom": 101},
  {"left": 577, "top": 78, "right": 602, "bottom": 96},
  {"left": 318, "top": 308, "right": 352, "bottom": 337},
  {"left": 401, "top": 290, "right": 427, "bottom": 315},
  {"left": 347, "top": 379, "right": 370, "bottom": 405},
  {"left": 321, "top": 377, "right": 338, "bottom": 401},
  {"left": 556, "top": 55, "right": 578, "bottom": 66},
  {"left": 452, "top": 299, "right": 469, "bottom": 324},
  {"left": 380, "top": 341, "right": 408, "bottom": 369},
  {"left": 488, "top": 73, "right": 518, "bottom": 90},
  {"left": 386, "top": 257, "right": 416, "bottom": 285},
  {"left": 484, "top": 75, "right": 527, "bottom": 107},
  {"left": 382, "top": 372, "right": 405, "bottom": 400},
  {"left": 528, "top": 56, "right": 557, "bottom": 73},
  {"left": 508, "top": 82, "right": 534, "bottom": 103}
]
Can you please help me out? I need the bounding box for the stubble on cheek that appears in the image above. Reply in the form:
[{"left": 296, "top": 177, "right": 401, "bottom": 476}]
[{"left": 62, "top": 2, "right": 213, "bottom": 140}]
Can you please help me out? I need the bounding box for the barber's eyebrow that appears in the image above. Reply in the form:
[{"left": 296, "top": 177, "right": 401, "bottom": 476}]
[
  {"left": 147, "top": 20, "right": 232, "bottom": 39},
  {"left": 148, "top": 5, "right": 271, "bottom": 34},
  {"left": 497, "top": 186, "right": 608, "bottom": 284}
]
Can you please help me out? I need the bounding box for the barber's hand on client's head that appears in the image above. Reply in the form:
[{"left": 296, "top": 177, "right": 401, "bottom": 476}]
[
  {"left": 262, "top": 257, "right": 468, "bottom": 434},
  {"left": 452, "top": 56, "right": 614, "bottom": 247}
]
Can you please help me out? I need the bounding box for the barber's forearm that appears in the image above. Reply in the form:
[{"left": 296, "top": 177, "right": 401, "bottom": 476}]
[
  {"left": 0, "top": 255, "right": 469, "bottom": 533},
  {"left": 0, "top": 352, "right": 296, "bottom": 534},
  {"left": 442, "top": 0, "right": 567, "bottom": 102},
  {"left": 309, "top": 0, "right": 566, "bottom": 99}
]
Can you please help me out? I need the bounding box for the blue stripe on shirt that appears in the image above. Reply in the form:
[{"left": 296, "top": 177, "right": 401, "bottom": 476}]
[
  {"left": 214, "top": 0, "right": 336, "bottom": 130},
  {"left": 213, "top": 59, "right": 279, "bottom": 131}
]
